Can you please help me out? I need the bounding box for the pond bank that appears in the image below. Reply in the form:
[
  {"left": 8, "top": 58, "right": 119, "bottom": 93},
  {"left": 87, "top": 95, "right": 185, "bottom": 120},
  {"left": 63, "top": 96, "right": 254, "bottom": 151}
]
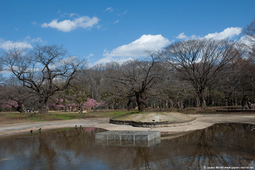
[{"left": 1, "top": 114, "right": 255, "bottom": 136}]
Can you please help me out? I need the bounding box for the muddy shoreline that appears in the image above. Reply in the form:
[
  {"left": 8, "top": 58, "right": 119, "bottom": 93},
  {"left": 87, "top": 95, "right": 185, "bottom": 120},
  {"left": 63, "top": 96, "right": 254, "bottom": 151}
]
[{"left": 1, "top": 114, "right": 255, "bottom": 137}]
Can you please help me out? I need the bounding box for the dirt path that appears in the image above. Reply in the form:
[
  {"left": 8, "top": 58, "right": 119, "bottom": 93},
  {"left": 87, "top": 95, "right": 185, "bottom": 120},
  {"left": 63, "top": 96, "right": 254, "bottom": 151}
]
[{"left": 1, "top": 114, "right": 255, "bottom": 136}]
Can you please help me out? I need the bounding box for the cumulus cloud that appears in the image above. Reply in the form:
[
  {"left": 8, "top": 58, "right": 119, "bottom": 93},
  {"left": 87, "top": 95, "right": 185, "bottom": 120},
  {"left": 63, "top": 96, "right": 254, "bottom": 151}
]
[
  {"left": 238, "top": 35, "right": 255, "bottom": 50},
  {"left": 177, "top": 32, "right": 197, "bottom": 40},
  {"left": 0, "top": 38, "right": 32, "bottom": 50},
  {"left": 104, "top": 34, "right": 171, "bottom": 58},
  {"left": 94, "top": 56, "right": 135, "bottom": 65},
  {"left": 204, "top": 27, "right": 242, "bottom": 40},
  {"left": 94, "top": 34, "right": 171, "bottom": 65},
  {"left": 42, "top": 16, "right": 100, "bottom": 32},
  {"left": 177, "top": 27, "right": 242, "bottom": 41},
  {"left": 177, "top": 33, "right": 188, "bottom": 39},
  {"left": 0, "top": 36, "right": 46, "bottom": 50}
]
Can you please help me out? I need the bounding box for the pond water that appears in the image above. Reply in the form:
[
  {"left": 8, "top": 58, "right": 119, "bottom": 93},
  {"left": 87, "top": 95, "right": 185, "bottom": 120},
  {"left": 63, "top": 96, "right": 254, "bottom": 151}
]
[{"left": 0, "top": 123, "right": 255, "bottom": 170}]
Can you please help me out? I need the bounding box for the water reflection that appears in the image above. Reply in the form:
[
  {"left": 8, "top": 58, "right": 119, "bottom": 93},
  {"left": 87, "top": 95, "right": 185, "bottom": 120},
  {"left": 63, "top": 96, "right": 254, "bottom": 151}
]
[
  {"left": 0, "top": 124, "right": 254, "bottom": 170},
  {"left": 96, "top": 137, "right": 161, "bottom": 148}
]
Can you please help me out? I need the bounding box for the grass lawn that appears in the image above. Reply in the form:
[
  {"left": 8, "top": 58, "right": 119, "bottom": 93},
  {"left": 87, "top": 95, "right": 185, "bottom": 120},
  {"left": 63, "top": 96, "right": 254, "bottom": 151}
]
[{"left": 0, "top": 110, "right": 131, "bottom": 125}]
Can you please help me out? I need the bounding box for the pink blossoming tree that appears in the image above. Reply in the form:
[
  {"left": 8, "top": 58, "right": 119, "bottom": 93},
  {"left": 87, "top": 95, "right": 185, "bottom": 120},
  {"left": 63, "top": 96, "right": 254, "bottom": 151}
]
[{"left": 83, "top": 98, "right": 105, "bottom": 109}]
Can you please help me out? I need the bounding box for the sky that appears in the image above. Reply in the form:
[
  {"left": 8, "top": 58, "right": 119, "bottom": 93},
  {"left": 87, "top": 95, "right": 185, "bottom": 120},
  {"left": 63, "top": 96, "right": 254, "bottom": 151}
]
[{"left": 0, "top": 0, "right": 255, "bottom": 70}]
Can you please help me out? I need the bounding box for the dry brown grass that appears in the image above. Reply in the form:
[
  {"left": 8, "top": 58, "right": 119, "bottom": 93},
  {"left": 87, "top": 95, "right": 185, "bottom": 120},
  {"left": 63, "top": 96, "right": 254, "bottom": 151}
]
[{"left": 112, "top": 112, "right": 193, "bottom": 123}]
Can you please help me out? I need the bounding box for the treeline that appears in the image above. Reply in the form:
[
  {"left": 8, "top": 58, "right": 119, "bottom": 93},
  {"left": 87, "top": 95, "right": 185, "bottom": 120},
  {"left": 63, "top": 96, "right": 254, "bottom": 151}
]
[
  {"left": 71, "top": 39, "right": 254, "bottom": 111},
  {"left": 0, "top": 19, "right": 255, "bottom": 113}
]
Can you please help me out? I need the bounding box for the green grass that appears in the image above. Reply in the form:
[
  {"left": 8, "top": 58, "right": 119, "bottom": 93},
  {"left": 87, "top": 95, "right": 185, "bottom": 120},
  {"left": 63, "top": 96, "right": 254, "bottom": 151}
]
[
  {"left": 47, "top": 114, "right": 78, "bottom": 120},
  {"left": 0, "top": 109, "right": 196, "bottom": 124},
  {"left": 0, "top": 110, "right": 134, "bottom": 124}
]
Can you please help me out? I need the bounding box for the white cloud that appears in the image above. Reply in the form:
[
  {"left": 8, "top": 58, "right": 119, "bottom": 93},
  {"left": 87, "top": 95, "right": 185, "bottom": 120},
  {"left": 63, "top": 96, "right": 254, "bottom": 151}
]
[
  {"left": 0, "top": 36, "right": 46, "bottom": 50},
  {"left": 114, "top": 20, "right": 119, "bottom": 24},
  {"left": 0, "top": 38, "right": 32, "bottom": 50},
  {"left": 176, "top": 27, "right": 242, "bottom": 41},
  {"left": 31, "top": 37, "right": 44, "bottom": 43},
  {"left": 94, "top": 34, "right": 171, "bottom": 65},
  {"left": 191, "top": 35, "right": 198, "bottom": 39},
  {"left": 177, "top": 33, "right": 187, "bottom": 39},
  {"left": 94, "top": 56, "right": 134, "bottom": 65},
  {"left": 69, "top": 13, "right": 79, "bottom": 17},
  {"left": 176, "top": 32, "right": 197, "bottom": 40},
  {"left": 204, "top": 27, "right": 242, "bottom": 40},
  {"left": 123, "top": 10, "right": 128, "bottom": 15},
  {"left": 42, "top": 16, "right": 100, "bottom": 32},
  {"left": 87, "top": 53, "right": 94, "bottom": 58},
  {"left": 105, "top": 7, "right": 113, "bottom": 12},
  {"left": 117, "top": 9, "right": 128, "bottom": 16},
  {"left": 59, "top": 56, "right": 78, "bottom": 65},
  {"left": 103, "top": 34, "right": 171, "bottom": 58},
  {"left": 0, "top": 69, "right": 13, "bottom": 74},
  {"left": 238, "top": 35, "right": 255, "bottom": 50},
  {"left": 25, "top": 36, "right": 46, "bottom": 43}
]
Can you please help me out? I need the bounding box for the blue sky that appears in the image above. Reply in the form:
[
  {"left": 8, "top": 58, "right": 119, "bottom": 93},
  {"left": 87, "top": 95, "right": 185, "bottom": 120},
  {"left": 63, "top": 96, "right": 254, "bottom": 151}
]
[{"left": 0, "top": 0, "right": 255, "bottom": 68}]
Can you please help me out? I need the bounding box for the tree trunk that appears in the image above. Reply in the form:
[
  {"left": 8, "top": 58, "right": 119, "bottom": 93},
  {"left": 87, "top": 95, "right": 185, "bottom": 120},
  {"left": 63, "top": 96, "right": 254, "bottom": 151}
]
[
  {"left": 136, "top": 91, "right": 146, "bottom": 112},
  {"left": 38, "top": 106, "right": 47, "bottom": 114},
  {"left": 199, "top": 96, "right": 206, "bottom": 108},
  {"left": 127, "top": 98, "right": 133, "bottom": 111},
  {"left": 15, "top": 104, "right": 25, "bottom": 113},
  {"left": 38, "top": 97, "right": 48, "bottom": 114},
  {"left": 196, "top": 97, "right": 199, "bottom": 107},
  {"left": 64, "top": 104, "right": 67, "bottom": 112},
  {"left": 198, "top": 89, "right": 206, "bottom": 108},
  {"left": 159, "top": 99, "right": 162, "bottom": 112}
]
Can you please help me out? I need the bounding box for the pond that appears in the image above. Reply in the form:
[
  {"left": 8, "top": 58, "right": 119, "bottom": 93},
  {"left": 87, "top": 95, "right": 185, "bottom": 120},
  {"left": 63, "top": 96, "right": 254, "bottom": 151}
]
[{"left": 0, "top": 123, "right": 255, "bottom": 170}]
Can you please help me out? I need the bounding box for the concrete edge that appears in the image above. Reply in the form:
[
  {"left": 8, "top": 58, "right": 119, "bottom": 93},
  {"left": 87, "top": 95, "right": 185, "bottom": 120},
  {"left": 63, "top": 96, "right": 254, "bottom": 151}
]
[{"left": 109, "top": 117, "right": 197, "bottom": 128}]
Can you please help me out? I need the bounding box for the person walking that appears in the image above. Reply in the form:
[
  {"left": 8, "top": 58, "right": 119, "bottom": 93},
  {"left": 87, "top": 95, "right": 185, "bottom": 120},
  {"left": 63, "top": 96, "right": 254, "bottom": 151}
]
[
  {"left": 242, "top": 100, "right": 245, "bottom": 110},
  {"left": 248, "top": 102, "right": 252, "bottom": 110}
]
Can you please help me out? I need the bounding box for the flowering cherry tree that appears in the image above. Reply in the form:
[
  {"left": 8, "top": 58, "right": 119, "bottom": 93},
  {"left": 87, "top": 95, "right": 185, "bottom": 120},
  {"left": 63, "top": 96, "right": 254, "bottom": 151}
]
[
  {"left": 3, "top": 100, "right": 24, "bottom": 112},
  {"left": 49, "top": 98, "right": 70, "bottom": 111},
  {"left": 83, "top": 98, "right": 105, "bottom": 109},
  {"left": 56, "top": 104, "right": 65, "bottom": 110},
  {"left": 49, "top": 98, "right": 105, "bottom": 111}
]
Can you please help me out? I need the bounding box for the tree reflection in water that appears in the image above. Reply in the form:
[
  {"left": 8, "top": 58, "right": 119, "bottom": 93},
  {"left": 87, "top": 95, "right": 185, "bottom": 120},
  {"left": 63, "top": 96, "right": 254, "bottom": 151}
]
[{"left": 0, "top": 124, "right": 254, "bottom": 170}]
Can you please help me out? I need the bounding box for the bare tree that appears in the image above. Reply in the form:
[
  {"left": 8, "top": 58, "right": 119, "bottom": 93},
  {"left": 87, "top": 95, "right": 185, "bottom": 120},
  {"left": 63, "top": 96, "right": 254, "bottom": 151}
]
[
  {"left": 1, "top": 45, "right": 86, "bottom": 113},
  {"left": 0, "top": 77, "right": 35, "bottom": 112},
  {"left": 108, "top": 56, "right": 164, "bottom": 112},
  {"left": 242, "top": 18, "right": 255, "bottom": 42},
  {"left": 0, "top": 63, "right": 4, "bottom": 85},
  {"left": 160, "top": 39, "right": 242, "bottom": 108}
]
